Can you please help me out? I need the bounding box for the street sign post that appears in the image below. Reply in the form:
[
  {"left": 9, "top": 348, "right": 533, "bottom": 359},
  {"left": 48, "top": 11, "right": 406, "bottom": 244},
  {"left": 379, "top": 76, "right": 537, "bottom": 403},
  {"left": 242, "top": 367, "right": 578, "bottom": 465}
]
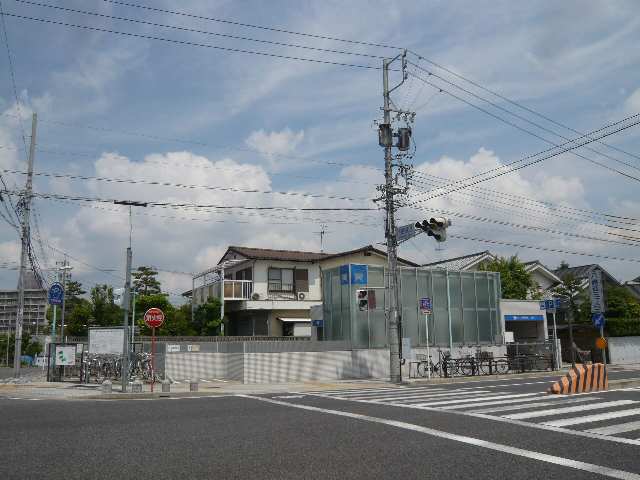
[
  {"left": 419, "top": 297, "right": 432, "bottom": 379},
  {"left": 144, "top": 308, "right": 165, "bottom": 392},
  {"left": 396, "top": 224, "right": 419, "bottom": 244},
  {"left": 540, "top": 299, "right": 561, "bottom": 369},
  {"left": 48, "top": 283, "right": 64, "bottom": 341},
  {"left": 589, "top": 268, "right": 607, "bottom": 366}
]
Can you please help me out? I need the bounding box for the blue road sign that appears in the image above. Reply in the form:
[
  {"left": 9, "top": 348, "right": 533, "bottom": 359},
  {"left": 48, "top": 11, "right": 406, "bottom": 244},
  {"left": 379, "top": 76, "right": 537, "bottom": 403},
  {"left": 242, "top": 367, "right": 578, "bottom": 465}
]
[
  {"left": 545, "top": 299, "right": 555, "bottom": 311},
  {"left": 339, "top": 265, "right": 349, "bottom": 285},
  {"left": 419, "top": 297, "right": 432, "bottom": 314},
  {"left": 311, "top": 320, "right": 324, "bottom": 328},
  {"left": 555, "top": 298, "right": 562, "bottom": 309},
  {"left": 350, "top": 264, "right": 368, "bottom": 285},
  {"left": 539, "top": 301, "right": 546, "bottom": 310},
  {"left": 592, "top": 313, "right": 605, "bottom": 329},
  {"left": 48, "top": 283, "right": 64, "bottom": 306}
]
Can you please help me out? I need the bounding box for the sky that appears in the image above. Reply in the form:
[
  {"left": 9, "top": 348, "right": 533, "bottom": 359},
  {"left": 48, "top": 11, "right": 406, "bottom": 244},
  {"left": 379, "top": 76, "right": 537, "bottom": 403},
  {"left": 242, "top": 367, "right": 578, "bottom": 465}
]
[{"left": 0, "top": 0, "right": 639, "bottom": 300}]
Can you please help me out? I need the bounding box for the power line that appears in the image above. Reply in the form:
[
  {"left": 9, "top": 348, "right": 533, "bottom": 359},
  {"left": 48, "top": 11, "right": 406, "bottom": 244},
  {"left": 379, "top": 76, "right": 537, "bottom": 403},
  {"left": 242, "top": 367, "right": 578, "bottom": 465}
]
[
  {"left": 406, "top": 50, "right": 640, "bottom": 164},
  {"left": 406, "top": 70, "right": 640, "bottom": 189},
  {"left": 0, "top": 11, "right": 382, "bottom": 70},
  {"left": 403, "top": 110, "right": 640, "bottom": 205},
  {"left": 0, "top": 167, "right": 372, "bottom": 202},
  {"left": 407, "top": 61, "right": 640, "bottom": 176},
  {"left": 99, "top": 0, "right": 404, "bottom": 51},
  {"left": 15, "top": 0, "right": 384, "bottom": 60}
]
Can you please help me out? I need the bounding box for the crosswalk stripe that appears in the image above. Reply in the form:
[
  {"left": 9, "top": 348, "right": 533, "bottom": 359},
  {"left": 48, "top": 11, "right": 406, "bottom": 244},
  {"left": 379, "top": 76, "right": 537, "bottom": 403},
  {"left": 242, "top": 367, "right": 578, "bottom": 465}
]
[
  {"left": 585, "top": 420, "right": 640, "bottom": 436},
  {"left": 385, "top": 391, "right": 497, "bottom": 404},
  {"left": 307, "top": 387, "right": 405, "bottom": 395},
  {"left": 348, "top": 389, "right": 481, "bottom": 402},
  {"left": 440, "top": 394, "right": 558, "bottom": 410},
  {"left": 335, "top": 387, "right": 448, "bottom": 398},
  {"left": 470, "top": 397, "right": 597, "bottom": 414},
  {"left": 504, "top": 400, "right": 638, "bottom": 420},
  {"left": 413, "top": 392, "right": 541, "bottom": 408},
  {"left": 543, "top": 408, "right": 640, "bottom": 427}
]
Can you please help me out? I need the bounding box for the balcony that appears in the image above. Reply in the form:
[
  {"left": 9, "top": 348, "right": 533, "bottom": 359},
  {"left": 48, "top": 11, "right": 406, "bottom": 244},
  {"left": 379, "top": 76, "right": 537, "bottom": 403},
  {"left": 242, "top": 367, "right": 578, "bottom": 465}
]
[{"left": 223, "top": 280, "right": 253, "bottom": 300}]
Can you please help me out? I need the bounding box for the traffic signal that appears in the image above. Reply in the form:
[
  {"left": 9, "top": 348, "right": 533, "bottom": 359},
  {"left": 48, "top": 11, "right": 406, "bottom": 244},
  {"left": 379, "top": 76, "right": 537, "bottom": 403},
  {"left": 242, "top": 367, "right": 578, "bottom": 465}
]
[
  {"left": 415, "top": 217, "right": 452, "bottom": 242},
  {"left": 357, "top": 289, "right": 369, "bottom": 311}
]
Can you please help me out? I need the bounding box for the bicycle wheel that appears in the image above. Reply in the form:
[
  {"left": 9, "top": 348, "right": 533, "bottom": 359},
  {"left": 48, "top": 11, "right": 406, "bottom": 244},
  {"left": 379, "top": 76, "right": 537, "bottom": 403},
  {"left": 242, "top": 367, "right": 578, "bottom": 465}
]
[
  {"left": 416, "top": 361, "right": 429, "bottom": 378},
  {"left": 457, "top": 359, "right": 475, "bottom": 376},
  {"left": 494, "top": 359, "right": 509, "bottom": 374}
]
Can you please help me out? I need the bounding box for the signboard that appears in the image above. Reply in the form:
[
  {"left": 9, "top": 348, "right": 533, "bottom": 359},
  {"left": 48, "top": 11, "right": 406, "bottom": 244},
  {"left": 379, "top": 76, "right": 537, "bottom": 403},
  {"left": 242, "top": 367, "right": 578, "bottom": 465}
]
[
  {"left": 592, "top": 313, "right": 605, "bottom": 329},
  {"left": 144, "top": 308, "right": 165, "bottom": 329},
  {"left": 89, "top": 328, "right": 124, "bottom": 355},
  {"left": 48, "top": 283, "right": 64, "bottom": 306},
  {"left": 396, "top": 224, "right": 418, "bottom": 244},
  {"left": 419, "top": 297, "right": 432, "bottom": 315},
  {"left": 166, "top": 344, "right": 180, "bottom": 353},
  {"left": 589, "top": 268, "right": 605, "bottom": 314},
  {"left": 113, "top": 288, "right": 125, "bottom": 307},
  {"left": 55, "top": 346, "right": 76, "bottom": 366},
  {"left": 339, "top": 265, "right": 349, "bottom": 285},
  {"left": 541, "top": 299, "right": 561, "bottom": 311},
  {"left": 350, "top": 264, "right": 368, "bottom": 285},
  {"left": 504, "top": 315, "right": 545, "bottom": 321},
  {"left": 545, "top": 299, "right": 555, "bottom": 311},
  {"left": 311, "top": 319, "right": 324, "bottom": 327}
]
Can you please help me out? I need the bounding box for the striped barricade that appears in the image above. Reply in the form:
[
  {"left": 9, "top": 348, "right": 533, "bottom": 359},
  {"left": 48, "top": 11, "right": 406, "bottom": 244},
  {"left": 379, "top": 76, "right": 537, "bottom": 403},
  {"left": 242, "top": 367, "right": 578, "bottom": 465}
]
[{"left": 548, "top": 363, "right": 608, "bottom": 394}]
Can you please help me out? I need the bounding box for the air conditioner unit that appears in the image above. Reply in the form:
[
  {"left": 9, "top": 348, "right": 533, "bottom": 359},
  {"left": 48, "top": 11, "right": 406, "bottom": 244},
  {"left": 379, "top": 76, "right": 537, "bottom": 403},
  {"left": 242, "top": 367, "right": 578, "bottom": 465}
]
[
  {"left": 298, "top": 292, "right": 306, "bottom": 300},
  {"left": 251, "top": 293, "right": 260, "bottom": 301}
]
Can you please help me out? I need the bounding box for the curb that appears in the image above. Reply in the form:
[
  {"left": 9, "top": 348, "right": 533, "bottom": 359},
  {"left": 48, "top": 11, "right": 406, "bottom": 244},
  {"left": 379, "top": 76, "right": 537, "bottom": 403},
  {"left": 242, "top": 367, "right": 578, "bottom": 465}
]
[{"left": 82, "top": 391, "right": 227, "bottom": 400}]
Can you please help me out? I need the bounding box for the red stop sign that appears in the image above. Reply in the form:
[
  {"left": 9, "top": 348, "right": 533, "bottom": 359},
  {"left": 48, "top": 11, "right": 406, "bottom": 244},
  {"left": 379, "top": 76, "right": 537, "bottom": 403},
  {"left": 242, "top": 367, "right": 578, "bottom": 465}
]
[{"left": 144, "top": 307, "right": 165, "bottom": 328}]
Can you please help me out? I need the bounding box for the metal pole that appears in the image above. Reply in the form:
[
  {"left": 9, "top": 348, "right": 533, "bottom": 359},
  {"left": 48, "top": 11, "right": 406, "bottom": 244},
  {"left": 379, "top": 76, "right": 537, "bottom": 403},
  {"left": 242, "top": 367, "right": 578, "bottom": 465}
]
[
  {"left": 121, "top": 247, "right": 132, "bottom": 392},
  {"left": 60, "top": 261, "right": 68, "bottom": 341},
  {"left": 151, "top": 326, "right": 155, "bottom": 393},
  {"left": 425, "top": 314, "right": 431, "bottom": 380},
  {"left": 191, "top": 276, "right": 195, "bottom": 324},
  {"left": 130, "top": 290, "right": 136, "bottom": 346},
  {"left": 51, "top": 304, "right": 56, "bottom": 340},
  {"left": 568, "top": 304, "right": 576, "bottom": 368},
  {"left": 13, "top": 112, "right": 36, "bottom": 378},
  {"left": 600, "top": 325, "right": 607, "bottom": 366},
  {"left": 382, "top": 58, "right": 402, "bottom": 384},
  {"left": 552, "top": 311, "right": 559, "bottom": 370}
]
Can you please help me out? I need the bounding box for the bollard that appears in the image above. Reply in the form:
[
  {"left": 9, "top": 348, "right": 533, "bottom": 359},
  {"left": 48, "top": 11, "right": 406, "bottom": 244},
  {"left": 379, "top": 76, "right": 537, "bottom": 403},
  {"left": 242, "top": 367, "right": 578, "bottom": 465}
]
[
  {"left": 161, "top": 379, "right": 170, "bottom": 393},
  {"left": 189, "top": 379, "right": 198, "bottom": 392},
  {"left": 101, "top": 379, "right": 112, "bottom": 394},
  {"left": 132, "top": 379, "right": 143, "bottom": 393}
]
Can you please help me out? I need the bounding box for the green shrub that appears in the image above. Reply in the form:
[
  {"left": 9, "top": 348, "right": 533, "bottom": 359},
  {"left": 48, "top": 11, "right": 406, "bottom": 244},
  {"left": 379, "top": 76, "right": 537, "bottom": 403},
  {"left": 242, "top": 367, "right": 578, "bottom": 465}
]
[{"left": 606, "top": 318, "right": 640, "bottom": 337}]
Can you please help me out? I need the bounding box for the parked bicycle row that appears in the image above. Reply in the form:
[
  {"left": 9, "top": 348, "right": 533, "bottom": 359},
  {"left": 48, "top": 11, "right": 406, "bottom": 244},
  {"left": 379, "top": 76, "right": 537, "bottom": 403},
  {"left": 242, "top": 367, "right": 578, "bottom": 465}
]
[
  {"left": 408, "top": 350, "right": 555, "bottom": 379},
  {"left": 80, "top": 352, "right": 161, "bottom": 383}
]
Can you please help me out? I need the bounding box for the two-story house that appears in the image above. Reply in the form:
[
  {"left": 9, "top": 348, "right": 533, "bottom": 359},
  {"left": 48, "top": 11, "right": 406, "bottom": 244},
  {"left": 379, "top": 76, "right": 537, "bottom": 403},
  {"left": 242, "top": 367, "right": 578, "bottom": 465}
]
[{"left": 187, "top": 245, "right": 418, "bottom": 337}]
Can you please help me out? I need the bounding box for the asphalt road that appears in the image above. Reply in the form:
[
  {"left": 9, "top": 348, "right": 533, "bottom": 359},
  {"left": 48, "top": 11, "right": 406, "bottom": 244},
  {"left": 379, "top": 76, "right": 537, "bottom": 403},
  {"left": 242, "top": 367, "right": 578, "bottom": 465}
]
[{"left": 2, "top": 378, "right": 640, "bottom": 479}]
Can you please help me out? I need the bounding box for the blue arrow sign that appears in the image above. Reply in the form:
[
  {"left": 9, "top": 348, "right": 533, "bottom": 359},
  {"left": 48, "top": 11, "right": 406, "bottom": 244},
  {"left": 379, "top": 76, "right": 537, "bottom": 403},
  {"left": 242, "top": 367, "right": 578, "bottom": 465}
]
[
  {"left": 48, "top": 283, "right": 64, "bottom": 306},
  {"left": 592, "top": 313, "right": 605, "bottom": 329}
]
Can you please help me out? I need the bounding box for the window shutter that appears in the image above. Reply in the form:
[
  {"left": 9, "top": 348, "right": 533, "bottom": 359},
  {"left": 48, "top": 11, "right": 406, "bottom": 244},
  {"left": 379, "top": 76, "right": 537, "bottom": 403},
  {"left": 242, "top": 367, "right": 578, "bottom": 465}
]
[{"left": 295, "top": 269, "right": 309, "bottom": 292}]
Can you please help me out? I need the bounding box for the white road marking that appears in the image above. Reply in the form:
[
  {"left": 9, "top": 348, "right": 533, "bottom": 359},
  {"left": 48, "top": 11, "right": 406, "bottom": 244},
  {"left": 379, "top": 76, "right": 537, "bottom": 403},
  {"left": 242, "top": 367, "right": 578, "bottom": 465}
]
[
  {"left": 335, "top": 387, "right": 449, "bottom": 398},
  {"left": 504, "top": 400, "right": 637, "bottom": 420},
  {"left": 585, "top": 421, "right": 640, "bottom": 436},
  {"left": 413, "top": 392, "right": 541, "bottom": 408},
  {"left": 387, "top": 392, "right": 502, "bottom": 405},
  {"left": 440, "top": 394, "right": 553, "bottom": 410},
  {"left": 471, "top": 397, "right": 597, "bottom": 414},
  {"left": 273, "top": 395, "right": 305, "bottom": 399},
  {"left": 543, "top": 408, "right": 640, "bottom": 427},
  {"left": 350, "top": 390, "right": 489, "bottom": 402},
  {"left": 239, "top": 394, "right": 640, "bottom": 480},
  {"left": 200, "top": 379, "right": 212, "bottom": 383},
  {"left": 304, "top": 387, "right": 407, "bottom": 395}
]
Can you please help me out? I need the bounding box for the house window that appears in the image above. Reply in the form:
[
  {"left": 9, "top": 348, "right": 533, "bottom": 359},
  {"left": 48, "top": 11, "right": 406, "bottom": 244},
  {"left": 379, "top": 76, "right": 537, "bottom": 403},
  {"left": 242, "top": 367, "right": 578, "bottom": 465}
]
[
  {"left": 236, "top": 267, "right": 252, "bottom": 281},
  {"left": 268, "top": 268, "right": 294, "bottom": 292}
]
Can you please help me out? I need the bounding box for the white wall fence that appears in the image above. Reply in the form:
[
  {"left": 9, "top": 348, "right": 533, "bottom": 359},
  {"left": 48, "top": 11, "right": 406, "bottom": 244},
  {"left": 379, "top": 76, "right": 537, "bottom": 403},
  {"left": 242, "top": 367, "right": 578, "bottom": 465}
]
[
  {"left": 608, "top": 337, "right": 640, "bottom": 364},
  {"left": 163, "top": 341, "right": 508, "bottom": 384}
]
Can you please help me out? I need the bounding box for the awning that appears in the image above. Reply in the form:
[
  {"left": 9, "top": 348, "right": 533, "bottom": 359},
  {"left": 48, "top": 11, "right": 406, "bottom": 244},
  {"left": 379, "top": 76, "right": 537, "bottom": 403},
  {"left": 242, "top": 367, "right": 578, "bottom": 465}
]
[
  {"left": 278, "top": 317, "right": 311, "bottom": 323},
  {"left": 504, "top": 315, "right": 545, "bottom": 321}
]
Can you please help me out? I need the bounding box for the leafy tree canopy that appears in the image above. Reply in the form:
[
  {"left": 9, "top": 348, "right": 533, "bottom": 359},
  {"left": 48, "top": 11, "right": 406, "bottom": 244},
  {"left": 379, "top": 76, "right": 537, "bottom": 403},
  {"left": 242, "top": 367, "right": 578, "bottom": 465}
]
[
  {"left": 478, "top": 256, "right": 540, "bottom": 300},
  {"left": 132, "top": 266, "right": 161, "bottom": 295}
]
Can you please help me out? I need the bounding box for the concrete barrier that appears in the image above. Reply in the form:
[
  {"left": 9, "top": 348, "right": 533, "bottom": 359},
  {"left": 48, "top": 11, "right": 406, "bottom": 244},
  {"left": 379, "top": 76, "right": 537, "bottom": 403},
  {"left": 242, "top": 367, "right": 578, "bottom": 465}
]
[{"left": 548, "top": 363, "right": 608, "bottom": 394}]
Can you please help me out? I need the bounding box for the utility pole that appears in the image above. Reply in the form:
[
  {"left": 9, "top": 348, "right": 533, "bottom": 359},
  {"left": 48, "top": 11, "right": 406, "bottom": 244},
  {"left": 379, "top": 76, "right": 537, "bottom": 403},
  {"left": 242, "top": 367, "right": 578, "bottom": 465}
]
[
  {"left": 58, "top": 259, "right": 72, "bottom": 342},
  {"left": 314, "top": 224, "right": 330, "bottom": 253},
  {"left": 377, "top": 53, "right": 413, "bottom": 384},
  {"left": 13, "top": 113, "right": 36, "bottom": 377}
]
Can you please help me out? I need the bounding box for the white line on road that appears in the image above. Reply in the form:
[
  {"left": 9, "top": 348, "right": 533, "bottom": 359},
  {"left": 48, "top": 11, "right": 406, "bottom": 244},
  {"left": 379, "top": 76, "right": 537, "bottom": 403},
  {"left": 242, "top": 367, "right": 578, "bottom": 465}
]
[
  {"left": 413, "top": 392, "right": 541, "bottom": 408},
  {"left": 585, "top": 421, "right": 640, "bottom": 436},
  {"left": 470, "top": 397, "right": 597, "bottom": 414},
  {"left": 504, "top": 400, "right": 637, "bottom": 420},
  {"left": 239, "top": 394, "right": 640, "bottom": 480},
  {"left": 200, "top": 379, "right": 211, "bottom": 383},
  {"left": 439, "top": 394, "right": 551, "bottom": 410},
  {"left": 343, "top": 389, "right": 484, "bottom": 402},
  {"left": 334, "top": 387, "right": 449, "bottom": 398},
  {"left": 543, "top": 408, "right": 640, "bottom": 427}
]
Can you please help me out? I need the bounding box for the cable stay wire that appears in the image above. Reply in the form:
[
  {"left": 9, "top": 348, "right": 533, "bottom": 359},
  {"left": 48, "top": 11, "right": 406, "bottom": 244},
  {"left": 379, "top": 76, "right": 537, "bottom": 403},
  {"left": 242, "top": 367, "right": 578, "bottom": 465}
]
[
  {"left": 0, "top": 12, "right": 382, "bottom": 70},
  {"left": 0, "top": 167, "right": 373, "bottom": 202},
  {"left": 14, "top": 0, "right": 385, "bottom": 60},
  {"left": 98, "top": 0, "right": 404, "bottom": 51},
  {"left": 407, "top": 60, "right": 640, "bottom": 175},
  {"left": 406, "top": 52, "right": 640, "bottom": 164},
  {"left": 406, "top": 71, "right": 640, "bottom": 199}
]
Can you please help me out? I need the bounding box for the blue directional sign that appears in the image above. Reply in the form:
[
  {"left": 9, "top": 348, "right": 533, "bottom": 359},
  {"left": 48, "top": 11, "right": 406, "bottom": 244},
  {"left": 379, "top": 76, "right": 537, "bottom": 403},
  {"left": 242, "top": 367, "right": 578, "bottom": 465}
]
[
  {"left": 339, "top": 265, "right": 349, "bottom": 285},
  {"left": 311, "top": 320, "right": 324, "bottom": 328},
  {"left": 350, "top": 264, "right": 368, "bottom": 285},
  {"left": 592, "top": 313, "right": 605, "bottom": 329},
  {"left": 48, "top": 283, "right": 64, "bottom": 306},
  {"left": 539, "top": 301, "right": 546, "bottom": 311},
  {"left": 545, "top": 299, "right": 555, "bottom": 311},
  {"left": 555, "top": 298, "right": 562, "bottom": 309}
]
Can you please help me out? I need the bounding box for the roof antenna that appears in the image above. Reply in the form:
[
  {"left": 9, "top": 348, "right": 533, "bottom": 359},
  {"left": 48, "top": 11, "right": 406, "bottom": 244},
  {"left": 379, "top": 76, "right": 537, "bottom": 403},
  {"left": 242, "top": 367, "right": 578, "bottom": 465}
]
[{"left": 314, "top": 224, "right": 331, "bottom": 253}]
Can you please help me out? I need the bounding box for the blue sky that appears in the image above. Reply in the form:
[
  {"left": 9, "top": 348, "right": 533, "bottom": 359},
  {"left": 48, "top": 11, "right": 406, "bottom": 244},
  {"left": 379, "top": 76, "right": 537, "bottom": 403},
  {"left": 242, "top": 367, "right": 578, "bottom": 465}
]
[{"left": 1, "top": 0, "right": 639, "bottom": 297}]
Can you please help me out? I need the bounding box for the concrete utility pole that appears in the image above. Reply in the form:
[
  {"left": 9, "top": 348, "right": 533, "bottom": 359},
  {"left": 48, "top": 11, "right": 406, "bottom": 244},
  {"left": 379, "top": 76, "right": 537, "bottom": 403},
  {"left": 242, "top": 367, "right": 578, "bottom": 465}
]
[
  {"left": 59, "top": 259, "right": 72, "bottom": 342},
  {"left": 121, "top": 247, "right": 132, "bottom": 392},
  {"left": 13, "top": 113, "right": 36, "bottom": 377}
]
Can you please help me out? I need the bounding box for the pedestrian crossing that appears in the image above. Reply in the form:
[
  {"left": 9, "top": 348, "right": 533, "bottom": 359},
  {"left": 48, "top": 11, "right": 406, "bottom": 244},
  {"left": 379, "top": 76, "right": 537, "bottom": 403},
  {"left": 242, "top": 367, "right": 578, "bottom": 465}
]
[{"left": 306, "top": 385, "right": 640, "bottom": 443}]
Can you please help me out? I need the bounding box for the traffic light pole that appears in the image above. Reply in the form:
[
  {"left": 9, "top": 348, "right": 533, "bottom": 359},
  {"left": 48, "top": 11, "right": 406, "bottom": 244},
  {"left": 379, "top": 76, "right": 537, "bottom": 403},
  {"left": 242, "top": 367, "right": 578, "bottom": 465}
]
[{"left": 382, "top": 58, "right": 402, "bottom": 384}]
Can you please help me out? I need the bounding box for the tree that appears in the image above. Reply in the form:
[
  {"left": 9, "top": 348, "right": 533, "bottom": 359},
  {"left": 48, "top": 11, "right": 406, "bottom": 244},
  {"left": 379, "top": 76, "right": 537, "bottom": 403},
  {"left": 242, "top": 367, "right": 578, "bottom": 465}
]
[
  {"left": 90, "top": 284, "right": 122, "bottom": 327},
  {"left": 132, "top": 266, "right": 161, "bottom": 295},
  {"left": 557, "top": 260, "right": 570, "bottom": 272},
  {"left": 478, "top": 256, "right": 540, "bottom": 299},
  {"left": 193, "top": 297, "right": 223, "bottom": 336},
  {"left": 605, "top": 286, "right": 640, "bottom": 318},
  {"left": 0, "top": 332, "right": 43, "bottom": 365}
]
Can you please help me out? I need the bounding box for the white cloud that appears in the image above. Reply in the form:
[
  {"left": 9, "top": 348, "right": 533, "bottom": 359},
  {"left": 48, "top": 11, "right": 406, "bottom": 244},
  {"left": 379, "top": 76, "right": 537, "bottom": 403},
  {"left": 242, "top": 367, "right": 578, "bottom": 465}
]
[
  {"left": 624, "top": 88, "right": 640, "bottom": 114},
  {"left": 245, "top": 128, "right": 305, "bottom": 168}
]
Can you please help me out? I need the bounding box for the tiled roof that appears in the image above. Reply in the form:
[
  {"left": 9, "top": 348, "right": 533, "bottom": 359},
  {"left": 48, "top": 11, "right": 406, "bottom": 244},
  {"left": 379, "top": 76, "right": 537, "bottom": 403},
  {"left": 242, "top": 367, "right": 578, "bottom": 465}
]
[
  {"left": 422, "top": 251, "right": 494, "bottom": 270},
  {"left": 553, "top": 264, "right": 621, "bottom": 286}
]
